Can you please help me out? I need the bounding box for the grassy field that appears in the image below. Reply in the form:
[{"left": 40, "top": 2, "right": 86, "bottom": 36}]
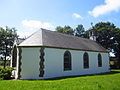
[{"left": 0, "top": 69, "right": 120, "bottom": 90}]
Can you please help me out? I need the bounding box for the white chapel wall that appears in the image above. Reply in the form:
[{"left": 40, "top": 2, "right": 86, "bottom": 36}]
[
  {"left": 44, "top": 48, "right": 110, "bottom": 79},
  {"left": 16, "top": 47, "right": 110, "bottom": 79},
  {"left": 19, "top": 47, "right": 42, "bottom": 79}
]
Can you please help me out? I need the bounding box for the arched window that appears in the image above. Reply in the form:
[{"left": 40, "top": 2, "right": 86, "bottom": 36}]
[
  {"left": 83, "top": 52, "right": 89, "bottom": 69},
  {"left": 64, "top": 51, "right": 71, "bottom": 71},
  {"left": 98, "top": 53, "right": 102, "bottom": 67}
]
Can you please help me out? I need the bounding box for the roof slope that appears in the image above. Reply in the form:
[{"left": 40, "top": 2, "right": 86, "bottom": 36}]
[
  {"left": 19, "top": 30, "right": 43, "bottom": 46},
  {"left": 19, "top": 28, "right": 107, "bottom": 52}
]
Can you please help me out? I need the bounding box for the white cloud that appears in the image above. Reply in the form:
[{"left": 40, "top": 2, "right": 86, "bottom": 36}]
[
  {"left": 89, "top": 0, "right": 120, "bottom": 17},
  {"left": 17, "top": 31, "right": 33, "bottom": 38},
  {"left": 72, "top": 13, "right": 83, "bottom": 19},
  {"left": 21, "top": 20, "right": 54, "bottom": 29},
  {"left": 18, "top": 20, "right": 54, "bottom": 38}
]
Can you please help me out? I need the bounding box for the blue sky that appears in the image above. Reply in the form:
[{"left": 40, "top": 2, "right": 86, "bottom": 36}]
[{"left": 0, "top": 0, "right": 120, "bottom": 37}]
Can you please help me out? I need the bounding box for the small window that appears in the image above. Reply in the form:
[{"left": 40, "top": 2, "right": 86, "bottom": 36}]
[
  {"left": 98, "top": 53, "right": 102, "bottom": 67},
  {"left": 83, "top": 52, "right": 89, "bottom": 69},
  {"left": 64, "top": 51, "right": 71, "bottom": 71}
]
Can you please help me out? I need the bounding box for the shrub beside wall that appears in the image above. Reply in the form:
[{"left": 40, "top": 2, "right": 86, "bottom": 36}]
[
  {"left": 0, "top": 60, "right": 10, "bottom": 66},
  {"left": 0, "top": 67, "right": 13, "bottom": 80}
]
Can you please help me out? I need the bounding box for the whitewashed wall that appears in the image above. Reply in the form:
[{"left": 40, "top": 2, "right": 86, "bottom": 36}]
[
  {"left": 15, "top": 47, "right": 44, "bottom": 79},
  {"left": 44, "top": 48, "right": 110, "bottom": 79},
  {"left": 16, "top": 47, "right": 110, "bottom": 79}
]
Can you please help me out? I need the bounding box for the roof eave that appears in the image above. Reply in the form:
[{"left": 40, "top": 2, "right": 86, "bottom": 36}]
[{"left": 17, "top": 45, "right": 108, "bottom": 53}]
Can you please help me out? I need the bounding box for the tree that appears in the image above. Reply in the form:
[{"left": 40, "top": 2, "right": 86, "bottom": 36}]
[
  {"left": 0, "top": 26, "right": 18, "bottom": 68},
  {"left": 56, "top": 25, "right": 74, "bottom": 35},
  {"left": 55, "top": 26, "right": 64, "bottom": 33},
  {"left": 93, "top": 22, "right": 116, "bottom": 50},
  {"left": 12, "top": 45, "right": 17, "bottom": 67},
  {"left": 90, "top": 22, "right": 120, "bottom": 68},
  {"left": 113, "top": 28, "right": 120, "bottom": 68},
  {"left": 74, "top": 24, "right": 85, "bottom": 37},
  {"left": 83, "top": 30, "right": 90, "bottom": 39}
]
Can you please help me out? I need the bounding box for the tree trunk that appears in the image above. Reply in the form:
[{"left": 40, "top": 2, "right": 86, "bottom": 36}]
[
  {"left": 117, "top": 47, "right": 120, "bottom": 69},
  {"left": 118, "top": 55, "right": 120, "bottom": 69},
  {"left": 3, "top": 44, "right": 7, "bottom": 69}
]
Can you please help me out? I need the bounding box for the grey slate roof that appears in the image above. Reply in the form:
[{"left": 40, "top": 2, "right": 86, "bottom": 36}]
[{"left": 19, "top": 28, "right": 108, "bottom": 52}]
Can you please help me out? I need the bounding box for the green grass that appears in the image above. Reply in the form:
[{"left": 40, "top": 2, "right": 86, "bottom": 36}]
[{"left": 0, "top": 69, "right": 120, "bottom": 90}]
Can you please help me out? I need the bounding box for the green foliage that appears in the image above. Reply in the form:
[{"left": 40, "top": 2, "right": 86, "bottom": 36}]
[
  {"left": 56, "top": 25, "right": 74, "bottom": 35},
  {"left": 0, "top": 70, "right": 120, "bottom": 90},
  {"left": 56, "top": 24, "right": 87, "bottom": 38},
  {"left": 0, "top": 60, "right": 10, "bottom": 66},
  {"left": 0, "top": 26, "right": 18, "bottom": 68},
  {"left": 93, "top": 22, "right": 115, "bottom": 47},
  {"left": 74, "top": 24, "right": 85, "bottom": 37},
  {"left": 0, "top": 67, "right": 13, "bottom": 80},
  {"left": 55, "top": 26, "right": 63, "bottom": 33},
  {"left": 12, "top": 45, "right": 17, "bottom": 67},
  {"left": 90, "top": 22, "right": 120, "bottom": 68},
  {"left": 84, "top": 30, "right": 90, "bottom": 38}
]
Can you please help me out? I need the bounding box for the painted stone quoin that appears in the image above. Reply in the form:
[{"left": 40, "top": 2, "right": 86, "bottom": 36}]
[{"left": 13, "top": 28, "right": 109, "bottom": 80}]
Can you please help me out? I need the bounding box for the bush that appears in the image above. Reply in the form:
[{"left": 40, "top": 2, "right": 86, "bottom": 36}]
[{"left": 0, "top": 67, "right": 14, "bottom": 80}]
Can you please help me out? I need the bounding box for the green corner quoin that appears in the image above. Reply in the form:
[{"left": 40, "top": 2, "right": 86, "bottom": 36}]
[
  {"left": 18, "top": 48, "right": 22, "bottom": 79},
  {"left": 39, "top": 47, "right": 45, "bottom": 77}
]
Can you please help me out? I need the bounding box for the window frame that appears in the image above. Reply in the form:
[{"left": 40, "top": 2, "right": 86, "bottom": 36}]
[
  {"left": 64, "top": 51, "right": 72, "bottom": 71},
  {"left": 83, "top": 52, "right": 89, "bottom": 69},
  {"left": 98, "top": 53, "right": 102, "bottom": 67}
]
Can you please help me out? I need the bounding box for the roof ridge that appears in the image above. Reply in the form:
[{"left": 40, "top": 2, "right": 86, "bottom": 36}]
[{"left": 41, "top": 28, "right": 92, "bottom": 41}]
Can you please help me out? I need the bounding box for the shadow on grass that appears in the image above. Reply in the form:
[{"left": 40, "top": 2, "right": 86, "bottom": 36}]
[{"left": 44, "top": 69, "right": 120, "bottom": 81}]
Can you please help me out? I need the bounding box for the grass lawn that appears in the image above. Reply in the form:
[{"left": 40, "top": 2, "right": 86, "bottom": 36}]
[{"left": 0, "top": 69, "right": 120, "bottom": 90}]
